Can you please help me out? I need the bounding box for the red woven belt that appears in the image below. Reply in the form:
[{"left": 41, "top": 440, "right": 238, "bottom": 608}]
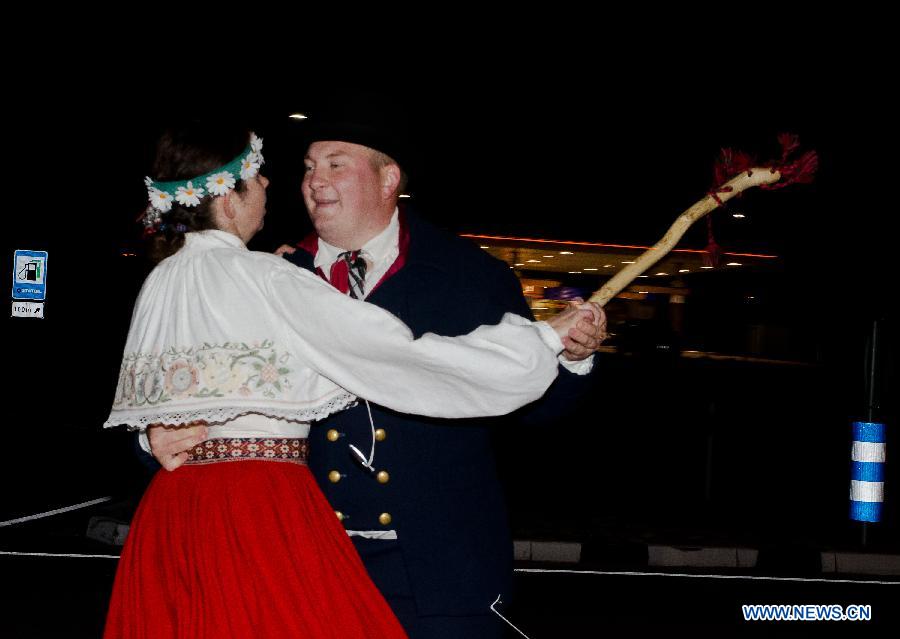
[{"left": 185, "top": 438, "right": 309, "bottom": 465}]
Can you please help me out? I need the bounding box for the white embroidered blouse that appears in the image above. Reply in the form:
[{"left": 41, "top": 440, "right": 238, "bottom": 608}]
[{"left": 105, "top": 230, "right": 563, "bottom": 439}]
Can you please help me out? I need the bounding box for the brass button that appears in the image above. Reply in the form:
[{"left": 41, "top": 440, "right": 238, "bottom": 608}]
[
  {"left": 327, "top": 429, "right": 340, "bottom": 442},
  {"left": 378, "top": 512, "right": 392, "bottom": 526},
  {"left": 328, "top": 470, "right": 342, "bottom": 483},
  {"left": 376, "top": 471, "right": 390, "bottom": 484},
  {"left": 335, "top": 510, "right": 345, "bottom": 521},
  {"left": 374, "top": 428, "right": 387, "bottom": 442}
]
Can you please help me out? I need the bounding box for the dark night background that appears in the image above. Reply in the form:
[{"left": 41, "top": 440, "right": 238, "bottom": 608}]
[{"left": 3, "top": 46, "right": 898, "bottom": 634}]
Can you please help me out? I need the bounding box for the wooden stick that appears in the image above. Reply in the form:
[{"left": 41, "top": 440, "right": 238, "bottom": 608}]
[{"left": 590, "top": 167, "right": 782, "bottom": 306}]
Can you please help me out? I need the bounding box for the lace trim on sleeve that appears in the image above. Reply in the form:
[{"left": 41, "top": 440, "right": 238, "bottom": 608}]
[{"left": 104, "top": 393, "right": 357, "bottom": 431}]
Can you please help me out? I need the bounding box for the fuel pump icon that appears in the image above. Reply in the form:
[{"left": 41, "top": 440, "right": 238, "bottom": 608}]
[{"left": 18, "top": 260, "right": 41, "bottom": 282}]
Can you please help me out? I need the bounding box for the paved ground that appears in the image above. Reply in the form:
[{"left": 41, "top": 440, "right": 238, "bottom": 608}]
[
  {"left": 2, "top": 501, "right": 898, "bottom": 637},
  {"left": 3, "top": 555, "right": 897, "bottom": 637}
]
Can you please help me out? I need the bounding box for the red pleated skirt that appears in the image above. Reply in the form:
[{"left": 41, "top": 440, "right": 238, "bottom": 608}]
[{"left": 103, "top": 460, "right": 408, "bottom": 638}]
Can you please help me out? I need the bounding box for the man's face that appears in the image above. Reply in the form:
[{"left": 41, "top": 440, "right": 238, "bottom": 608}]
[{"left": 302, "top": 140, "right": 388, "bottom": 248}]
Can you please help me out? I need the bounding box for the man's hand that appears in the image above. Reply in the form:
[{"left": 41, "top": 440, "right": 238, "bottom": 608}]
[
  {"left": 148, "top": 421, "right": 209, "bottom": 471},
  {"left": 561, "top": 301, "right": 608, "bottom": 361},
  {"left": 274, "top": 244, "right": 297, "bottom": 257}
]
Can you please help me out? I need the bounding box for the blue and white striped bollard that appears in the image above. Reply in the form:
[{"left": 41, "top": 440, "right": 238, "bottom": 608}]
[{"left": 849, "top": 421, "right": 886, "bottom": 522}]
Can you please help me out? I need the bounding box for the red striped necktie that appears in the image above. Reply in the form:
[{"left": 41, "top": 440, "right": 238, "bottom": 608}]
[{"left": 329, "top": 251, "right": 367, "bottom": 298}]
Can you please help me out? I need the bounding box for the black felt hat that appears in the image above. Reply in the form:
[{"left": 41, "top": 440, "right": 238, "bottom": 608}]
[{"left": 292, "top": 93, "right": 418, "bottom": 176}]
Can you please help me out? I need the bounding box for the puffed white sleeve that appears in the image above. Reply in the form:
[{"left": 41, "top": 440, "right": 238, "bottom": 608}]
[{"left": 268, "top": 266, "right": 562, "bottom": 418}]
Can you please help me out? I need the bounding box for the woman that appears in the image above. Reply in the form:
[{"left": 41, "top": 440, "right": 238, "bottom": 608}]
[{"left": 103, "top": 124, "right": 598, "bottom": 638}]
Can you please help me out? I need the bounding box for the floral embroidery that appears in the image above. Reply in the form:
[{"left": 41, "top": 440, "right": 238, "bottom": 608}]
[
  {"left": 200, "top": 351, "right": 243, "bottom": 394},
  {"left": 165, "top": 360, "right": 199, "bottom": 396},
  {"left": 112, "top": 340, "right": 293, "bottom": 409}
]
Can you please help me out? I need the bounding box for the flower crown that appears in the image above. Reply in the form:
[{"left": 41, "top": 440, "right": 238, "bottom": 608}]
[{"left": 142, "top": 133, "right": 264, "bottom": 230}]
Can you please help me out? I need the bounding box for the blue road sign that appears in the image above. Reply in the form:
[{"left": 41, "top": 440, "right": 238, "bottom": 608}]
[{"left": 12, "top": 249, "right": 48, "bottom": 300}]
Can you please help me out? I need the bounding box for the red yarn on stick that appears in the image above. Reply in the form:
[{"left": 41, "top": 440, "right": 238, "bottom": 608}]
[{"left": 704, "top": 134, "right": 818, "bottom": 265}]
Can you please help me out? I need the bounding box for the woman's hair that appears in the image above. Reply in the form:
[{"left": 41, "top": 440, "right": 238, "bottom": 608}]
[{"left": 147, "top": 123, "right": 250, "bottom": 262}]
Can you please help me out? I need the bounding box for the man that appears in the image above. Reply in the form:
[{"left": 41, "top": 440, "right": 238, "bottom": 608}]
[{"left": 149, "top": 106, "right": 605, "bottom": 638}]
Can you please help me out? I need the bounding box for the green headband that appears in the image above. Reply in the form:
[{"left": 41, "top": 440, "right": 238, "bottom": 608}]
[{"left": 142, "top": 133, "right": 264, "bottom": 229}]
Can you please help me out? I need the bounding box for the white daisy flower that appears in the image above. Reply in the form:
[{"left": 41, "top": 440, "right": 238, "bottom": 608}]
[
  {"left": 240, "top": 153, "right": 261, "bottom": 180},
  {"left": 206, "top": 171, "right": 236, "bottom": 196},
  {"left": 250, "top": 133, "right": 264, "bottom": 164},
  {"left": 250, "top": 133, "right": 263, "bottom": 154},
  {"left": 175, "top": 181, "right": 204, "bottom": 207},
  {"left": 148, "top": 187, "right": 173, "bottom": 212},
  {"left": 144, "top": 176, "right": 154, "bottom": 188}
]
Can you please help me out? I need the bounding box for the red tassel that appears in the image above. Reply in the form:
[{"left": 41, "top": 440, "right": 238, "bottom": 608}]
[
  {"left": 713, "top": 148, "right": 756, "bottom": 188},
  {"left": 702, "top": 135, "right": 816, "bottom": 265},
  {"left": 777, "top": 133, "right": 801, "bottom": 162},
  {"left": 703, "top": 215, "right": 722, "bottom": 268},
  {"left": 710, "top": 135, "right": 818, "bottom": 191},
  {"left": 763, "top": 149, "right": 819, "bottom": 190},
  {"left": 713, "top": 148, "right": 733, "bottom": 187}
]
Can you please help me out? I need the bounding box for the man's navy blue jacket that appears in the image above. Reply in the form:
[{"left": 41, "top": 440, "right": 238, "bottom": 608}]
[{"left": 285, "top": 209, "right": 593, "bottom": 616}]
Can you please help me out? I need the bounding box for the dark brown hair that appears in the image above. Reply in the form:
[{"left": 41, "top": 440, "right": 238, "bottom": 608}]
[{"left": 147, "top": 123, "right": 250, "bottom": 262}]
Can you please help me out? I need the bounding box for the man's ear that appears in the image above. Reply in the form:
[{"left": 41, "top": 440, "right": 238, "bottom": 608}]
[{"left": 381, "top": 163, "right": 401, "bottom": 200}]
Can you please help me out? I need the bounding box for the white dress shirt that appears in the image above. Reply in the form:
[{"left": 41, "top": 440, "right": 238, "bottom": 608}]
[{"left": 314, "top": 209, "right": 401, "bottom": 299}]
